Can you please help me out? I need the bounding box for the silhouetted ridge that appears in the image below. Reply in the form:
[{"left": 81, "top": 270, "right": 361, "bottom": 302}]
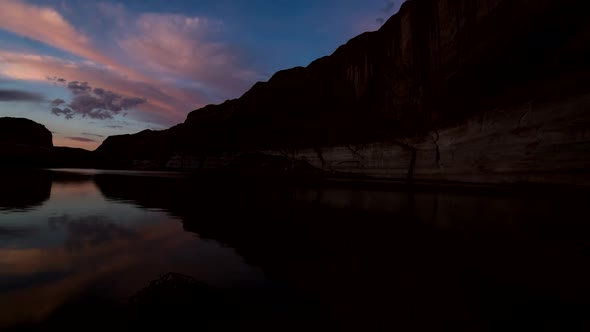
[
  {"left": 0, "top": 117, "right": 52, "bottom": 148},
  {"left": 0, "top": 117, "right": 93, "bottom": 168}
]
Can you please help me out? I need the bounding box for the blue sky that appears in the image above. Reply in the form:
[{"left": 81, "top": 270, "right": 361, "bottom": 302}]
[{"left": 0, "top": 0, "right": 402, "bottom": 149}]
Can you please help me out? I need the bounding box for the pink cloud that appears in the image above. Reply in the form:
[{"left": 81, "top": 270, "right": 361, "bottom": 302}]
[
  {"left": 0, "top": 1, "right": 208, "bottom": 124},
  {"left": 119, "top": 13, "right": 262, "bottom": 98},
  {"left": 66, "top": 136, "right": 97, "bottom": 143},
  {"left": 0, "top": 0, "right": 90, "bottom": 55},
  {"left": 0, "top": 1, "right": 262, "bottom": 138},
  {"left": 0, "top": 0, "right": 141, "bottom": 81},
  {"left": 53, "top": 135, "right": 101, "bottom": 150},
  {"left": 0, "top": 50, "right": 199, "bottom": 125}
]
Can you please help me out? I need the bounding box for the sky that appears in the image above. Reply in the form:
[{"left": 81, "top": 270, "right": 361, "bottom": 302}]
[{"left": 0, "top": 0, "right": 403, "bottom": 150}]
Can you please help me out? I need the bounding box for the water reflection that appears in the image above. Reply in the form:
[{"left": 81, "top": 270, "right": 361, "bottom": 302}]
[
  {"left": 92, "top": 174, "right": 590, "bottom": 331},
  {"left": 47, "top": 214, "right": 138, "bottom": 251},
  {"left": 0, "top": 171, "right": 268, "bottom": 330},
  {"left": 0, "top": 172, "right": 52, "bottom": 212},
  {"left": 0, "top": 170, "right": 589, "bottom": 331}
]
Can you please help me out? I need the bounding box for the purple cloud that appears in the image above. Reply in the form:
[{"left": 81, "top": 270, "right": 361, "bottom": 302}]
[
  {"left": 67, "top": 136, "right": 97, "bottom": 143},
  {"left": 50, "top": 98, "right": 65, "bottom": 107},
  {"left": 82, "top": 132, "right": 105, "bottom": 138},
  {"left": 50, "top": 80, "right": 147, "bottom": 120},
  {"left": 51, "top": 107, "right": 74, "bottom": 119},
  {"left": 67, "top": 81, "right": 92, "bottom": 94}
]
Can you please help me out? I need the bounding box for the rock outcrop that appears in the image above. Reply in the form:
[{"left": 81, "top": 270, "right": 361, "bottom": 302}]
[
  {"left": 0, "top": 117, "right": 93, "bottom": 168},
  {"left": 0, "top": 117, "right": 52, "bottom": 148},
  {"left": 96, "top": 0, "right": 590, "bottom": 184}
]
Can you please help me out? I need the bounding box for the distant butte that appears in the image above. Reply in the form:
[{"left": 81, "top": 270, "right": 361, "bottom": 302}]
[
  {"left": 0, "top": 117, "right": 92, "bottom": 168},
  {"left": 0, "top": 117, "right": 53, "bottom": 148}
]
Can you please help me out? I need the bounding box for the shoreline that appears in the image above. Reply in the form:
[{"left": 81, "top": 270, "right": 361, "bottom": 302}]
[{"left": 23, "top": 167, "right": 590, "bottom": 196}]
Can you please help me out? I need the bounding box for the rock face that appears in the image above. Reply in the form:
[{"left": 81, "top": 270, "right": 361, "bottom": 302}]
[
  {"left": 0, "top": 117, "right": 53, "bottom": 148},
  {"left": 96, "top": 0, "right": 590, "bottom": 184},
  {"left": 263, "top": 92, "right": 590, "bottom": 184},
  {"left": 0, "top": 117, "right": 94, "bottom": 168}
]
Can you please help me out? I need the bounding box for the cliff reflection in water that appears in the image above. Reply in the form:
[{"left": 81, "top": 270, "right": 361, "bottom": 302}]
[
  {"left": 0, "top": 171, "right": 276, "bottom": 331},
  {"left": 1, "top": 170, "right": 589, "bottom": 331},
  {"left": 94, "top": 174, "right": 590, "bottom": 331},
  {"left": 0, "top": 172, "right": 52, "bottom": 212}
]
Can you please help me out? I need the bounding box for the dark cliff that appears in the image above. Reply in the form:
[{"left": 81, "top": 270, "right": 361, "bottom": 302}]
[
  {"left": 0, "top": 117, "right": 93, "bottom": 168},
  {"left": 0, "top": 117, "right": 53, "bottom": 148},
  {"left": 96, "top": 0, "right": 590, "bottom": 184}
]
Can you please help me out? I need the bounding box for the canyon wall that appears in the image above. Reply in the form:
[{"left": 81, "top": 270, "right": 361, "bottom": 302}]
[
  {"left": 96, "top": 0, "right": 590, "bottom": 184},
  {"left": 264, "top": 92, "right": 590, "bottom": 185}
]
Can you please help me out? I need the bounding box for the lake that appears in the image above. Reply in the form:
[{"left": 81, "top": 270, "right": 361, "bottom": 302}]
[{"left": 0, "top": 169, "right": 589, "bottom": 331}]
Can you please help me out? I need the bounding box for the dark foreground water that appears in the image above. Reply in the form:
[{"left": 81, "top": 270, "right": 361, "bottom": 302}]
[{"left": 0, "top": 169, "right": 589, "bottom": 331}]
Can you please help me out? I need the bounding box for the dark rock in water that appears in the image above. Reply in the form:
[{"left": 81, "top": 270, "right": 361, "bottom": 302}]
[
  {"left": 0, "top": 117, "right": 52, "bottom": 148},
  {"left": 95, "top": 0, "right": 590, "bottom": 184},
  {"left": 129, "top": 272, "right": 230, "bottom": 327},
  {"left": 127, "top": 272, "right": 328, "bottom": 331}
]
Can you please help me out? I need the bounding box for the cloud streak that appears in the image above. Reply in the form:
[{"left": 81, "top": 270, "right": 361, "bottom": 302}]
[
  {"left": 82, "top": 132, "right": 104, "bottom": 138},
  {"left": 1, "top": 51, "right": 194, "bottom": 124},
  {"left": 0, "top": 89, "right": 44, "bottom": 102},
  {"left": 119, "top": 13, "right": 262, "bottom": 98},
  {"left": 0, "top": 1, "right": 262, "bottom": 133},
  {"left": 66, "top": 136, "right": 97, "bottom": 143},
  {"left": 0, "top": 0, "right": 136, "bottom": 79},
  {"left": 0, "top": 1, "right": 205, "bottom": 126}
]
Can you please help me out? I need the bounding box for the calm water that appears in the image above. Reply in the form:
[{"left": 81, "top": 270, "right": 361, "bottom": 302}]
[{"left": 0, "top": 169, "right": 589, "bottom": 331}]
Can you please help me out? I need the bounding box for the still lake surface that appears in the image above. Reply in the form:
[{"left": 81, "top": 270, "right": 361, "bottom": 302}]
[{"left": 0, "top": 169, "right": 589, "bottom": 331}]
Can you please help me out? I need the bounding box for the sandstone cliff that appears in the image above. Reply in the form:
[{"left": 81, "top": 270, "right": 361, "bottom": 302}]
[
  {"left": 0, "top": 117, "right": 93, "bottom": 168},
  {"left": 0, "top": 117, "right": 53, "bottom": 148},
  {"left": 96, "top": 0, "right": 590, "bottom": 184}
]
